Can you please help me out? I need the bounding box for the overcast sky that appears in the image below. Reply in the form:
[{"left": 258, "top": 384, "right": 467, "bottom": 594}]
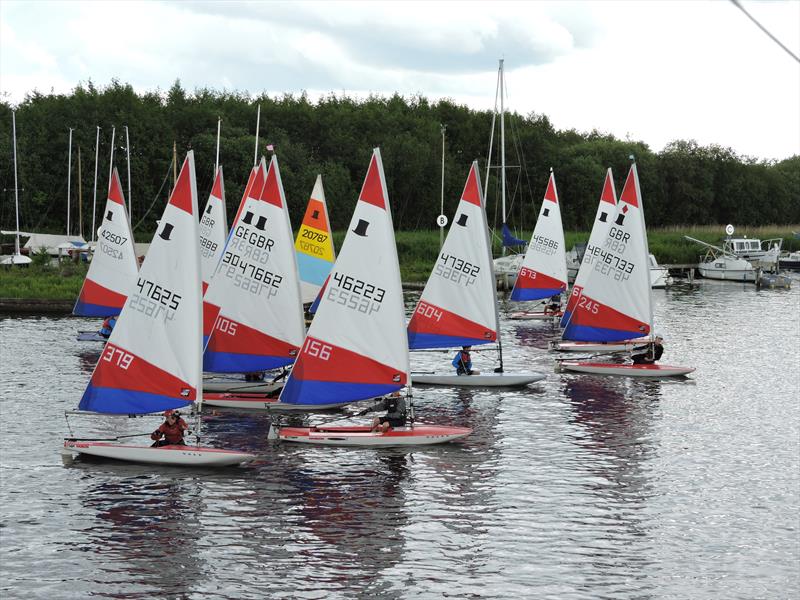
[{"left": 1, "top": 0, "right": 798, "bottom": 160}]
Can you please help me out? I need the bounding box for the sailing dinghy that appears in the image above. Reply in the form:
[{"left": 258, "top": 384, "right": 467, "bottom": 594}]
[
  {"left": 295, "top": 175, "right": 336, "bottom": 306},
  {"left": 199, "top": 166, "right": 228, "bottom": 295},
  {"left": 62, "top": 152, "right": 255, "bottom": 467},
  {"left": 276, "top": 149, "right": 472, "bottom": 445},
  {"left": 552, "top": 169, "right": 647, "bottom": 354},
  {"left": 408, "top": 161, "right": 544, "bottom": 388},
  {"left": 74, "top": 168, "right": 139, "bottom": 340},
  {"left": 507, "top": 169, "right": 568, "bottom": 320},
  {"left": 202, "top": 156, "right": 343, "bottom": 411},
  {"left": 557, "top": 163, "right": 694, "bottom": 377}
]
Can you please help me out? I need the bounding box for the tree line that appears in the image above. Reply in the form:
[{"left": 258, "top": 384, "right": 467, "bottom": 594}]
[{"left": 1, "top": 80, "right": 797, "bottom": 239}]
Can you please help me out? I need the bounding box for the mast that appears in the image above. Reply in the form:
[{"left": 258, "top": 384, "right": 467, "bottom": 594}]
[
  {"left": 172, "top": 141, "right": 177, "bottom": 189},
  {"left": 499, "top": 59, "right": 507, "bottom": 240},
  {"left": 125, "top": 126, "right": 132, "bottom": 223},
  {"left": 67, "top": 128, "right": 74, "bottom": 236},
  {"left": 12, "top": 111, "right": 20, "bottom": 257},
  {"left": 440, "top": 124, "right": 446, "bottom": 250},
  {"left": 91, "top": 126, "right": 100, "bottom": 243},
  {"left": 78, "top": 146, "right": 83, "bottom": 239},
  {"left": 483, "top": 62, "right": 500, "bottom": 210},
  {"left": 215, "top": 116, "right": 221, "bottom": 173},
  {"left": 108, "top": 126, "right": 116, "bottom": 194},
  {"left": 476, "top": 160, "right": 505, "bottom": 373},
  {"left": 253, "top": 104, "right": 261, "bottom": 166}
]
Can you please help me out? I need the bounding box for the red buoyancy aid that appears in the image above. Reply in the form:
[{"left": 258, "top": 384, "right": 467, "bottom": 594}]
[{"left": 153, "top": 418, "right": 188, "bottom": 443}]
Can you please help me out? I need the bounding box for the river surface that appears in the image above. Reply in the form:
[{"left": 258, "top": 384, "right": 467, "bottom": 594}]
[{"left": 1, "top": 279, "right": 798, "bottom": 599}]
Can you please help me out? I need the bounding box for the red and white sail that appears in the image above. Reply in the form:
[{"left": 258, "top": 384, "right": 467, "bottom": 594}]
[
  {"left": 280, "top": 148, "right": 408, "bottom": 405},
  {"left": 79, "top": 152, "right": 202, "bottom": 414},
  {"left": 407, "top": 161, "right": 497, "bottom": 349},
  {"left": 561, "top": 168, "right": 618, "bottom": 327},
  {"left": 561, "top": 164, "right": 652, "bottom": 342},
  {"left": 199, "top": 166, "right": 228, "bottom": 294},
  {"left": 510, "top": 170, "right": 568, "bottom": 301},
  {"left": 73, "top": 168, "right": 138, "bottom": 316},
  {"left": 202, "top": 162, "right": 266, "bottom": 345},
  {"left": 203, "top": 155, "right": 305, "bottom": 373}
]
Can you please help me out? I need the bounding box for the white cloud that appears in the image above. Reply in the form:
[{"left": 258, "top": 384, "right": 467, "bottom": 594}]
[{"left": 0, "top": 0, "right": 797, "bottom": 159}]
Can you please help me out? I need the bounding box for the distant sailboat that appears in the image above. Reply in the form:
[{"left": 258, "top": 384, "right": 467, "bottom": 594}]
[
  {"left": 1, "top": 110, "right": 32, "bottom": 266},
  {"left": 294, "top": 175, "right": 336, "bottom": 305},
  {"left": 199, "top": 166, "right": 228, "bottom": 294},
  {"left": 63, "top": 151, "right": 255, "bottom": 466},
  {"left": 73, "top": 168, "right": 139, "bottom": 323}
]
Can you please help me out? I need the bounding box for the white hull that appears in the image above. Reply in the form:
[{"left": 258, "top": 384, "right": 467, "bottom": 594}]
[
  {"left": 559, "top": 361, "right": 695, "bottom": 377},
  {"left": 698, "top": 255, "right": 755, "bottom": 282},
  {"left": 203, "top": 381, "right": 284, "bottom": 394},
  {"left": 509, "top": 311, "right": 562, "bottom": 321},
  {"left": 411, "top": 372, "right": 545, "bottom": 387},
  {"left": 278, "top": 424, "right": 472, "bottom": 447},
  {"left": 203, "top": 394, "right": 348, "bottom": 412},
  {"left": 63, "top": 441, "right": 255, "bottom": 467},
  {"left": 550, "top": 339, "right": 649, "bottom": 353}
]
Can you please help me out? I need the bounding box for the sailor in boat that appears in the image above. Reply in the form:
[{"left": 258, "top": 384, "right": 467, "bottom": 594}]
[
  {"left": 244, "top": 371, "right": 266, "bottom": 382},
  {"left": 98, "top": 316, "right": 117, "bottom": 339},
  {"left": 544, "top": 294, "right": 562, "bottom": 315},
  {"left": 452, "top": 346, "right": 481, "bottom": 376},
  {"left": 150, "top": 410, "right": 189, "bottom": 447},
  {"left": 371, "top": 394, "right": 407, "bottom": 433},
  {"left": 631, "top": 334, "right": 664, "bottom": 365}
]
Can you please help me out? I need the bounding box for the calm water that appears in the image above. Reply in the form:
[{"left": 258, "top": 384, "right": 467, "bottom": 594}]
[{"left": 1, "top": 280, "right": 798, "bottom": 599}]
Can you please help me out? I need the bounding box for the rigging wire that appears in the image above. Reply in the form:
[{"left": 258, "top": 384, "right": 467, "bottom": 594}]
[
  {"left": 131, "top": 160, "right": 172, "bottom": 232},
  {"left": 730, "top": 0, "right": 800, "bottom": 63}
]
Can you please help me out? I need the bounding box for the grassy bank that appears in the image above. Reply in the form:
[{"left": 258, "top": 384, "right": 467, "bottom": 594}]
[{"left": 3, "top": 226, "right": 798, "bottom": 302}]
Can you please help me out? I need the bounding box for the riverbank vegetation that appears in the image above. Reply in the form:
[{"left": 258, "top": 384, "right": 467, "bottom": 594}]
[
  {"left": 2, "top": 227, "right": 797, "bottom": 302},
  {"left": 1, "top": 82, "right": 798, "bottom": 242}
]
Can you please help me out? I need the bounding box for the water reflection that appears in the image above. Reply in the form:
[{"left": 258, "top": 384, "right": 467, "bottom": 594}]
[{"left": 78, "top": 474, "right": 206, "bottom": 597}]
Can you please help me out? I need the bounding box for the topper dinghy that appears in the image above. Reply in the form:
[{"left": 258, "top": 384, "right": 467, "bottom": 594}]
[
  {"left": 558, "top": 162, "right": 694, "bottom": 377},
  {"left": 202, "top": 157, "right": 346, "bottom": 411},
  {"left": 276, "top": 149, "right": 472, "bottom": 446},
  {"left": 408, "top": 161, "right": 544, "bottom": 388},
  {"left": 73, "top": 168, "right": 139, "bottom": 339},
  {"left": 62, "top": 152, "right": 255, "bottom": 467}
]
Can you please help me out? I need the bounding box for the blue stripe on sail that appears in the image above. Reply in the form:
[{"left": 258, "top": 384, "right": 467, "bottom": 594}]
[
  {"left": 203, "top": 351, "right": 293, "bottom": 374},
  {"left": 561, "top": 323, "right": 643, "bottom": 343},
  {"left": 308, "top": 290, "right": 323, "bottom": 314},
  {"left": 408, "top": 331, "right": 493, "bottom": 350},
  {"left": 79, "top": 384, "right": 192, "bottom": 414},
  {"left": 297, "top": 253, "right": 333, "bottom": 287},
  {"left": 73, "top": 301, "right": 121, "bottom": 317},
  {"left": 281, "top": 378, "right": 402, "bottom": 406},
  {"left": 510, "top": 287, "right": 562, "bottom": 302},
  {"left": 559, "top": 309, "right": 572, "bottom": 328}
]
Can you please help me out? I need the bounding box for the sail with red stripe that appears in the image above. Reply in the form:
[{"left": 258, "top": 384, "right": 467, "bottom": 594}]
[
  {"left": 280, "top": 149, "right": 408, "bottom": 405},
  {"left": 199, "top": 166, "right": 228, "bottom": 294},
  {"left": 202, "top": 162, "right": 266, "bottom": 345},
  {"left": 79, "top": 152, "right": 202, "bottom": 414},
  {"left": 510, "top": 170, "right": 568, "bottom": 301},
  {"left": 294, "top": 175, "right": 336, "bottom": 304},
  {"left": 203, "top": 155, "right": 305, "bottom": 373},
  {"left": 408, "top": 161, "right": 497, "bottom": 349},
  {"left": 561, "top": 163, "right": 652, "bottom": 342},
  {"left": 73, "top": 168, "right": 138, "bottom": 316},
  {"left": 561, "top": 168, "right": 618, "bottom": 327}
]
